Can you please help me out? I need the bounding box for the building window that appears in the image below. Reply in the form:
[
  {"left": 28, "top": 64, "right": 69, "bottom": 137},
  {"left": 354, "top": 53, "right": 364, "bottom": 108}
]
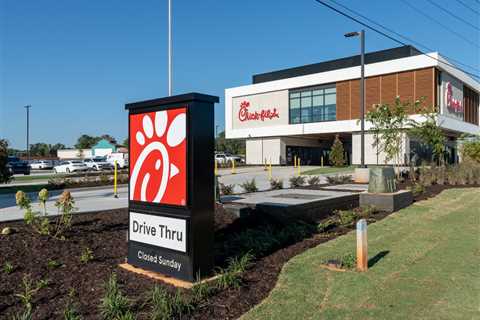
[{"left": 289, "top": 85, "right": 336, "bottom": 124}]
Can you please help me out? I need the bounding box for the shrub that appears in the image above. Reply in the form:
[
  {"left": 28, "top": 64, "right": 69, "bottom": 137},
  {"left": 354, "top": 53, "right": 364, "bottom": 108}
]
[
  {"left": 216, "top": 252, "right": 254, "bottom": 290},
  {"left": 330, "top": 134, "right": 346, "bottom": 167},
  {"left": 100, "top": 273, "right": 132, "bottom": 320},
  {"left": 16, "top": 190, "right": 76, "bottom": 239},
  {"left": 149, "top": 286, "right": 193, "bottom": 320},
  {"left": 269, "top": 178, "right": 283, "bottom": 190},
  {"left": 240, "top": 179, "right": 258, "bottom": 193},
  {"left": 3, "top": 261, "right": 14, "bottom": 274},
  {"left": 80, "top": 247, "right": 94, "bottom": 264},
  {"left": 219, "top": 183, "right": 235, "bottom": 195},
  {"left": 307, "top": 176, "right": 321, "bottom": 186},
  {"left": 335, "top": 209, "right": 356, "bottom": 226},
  {"left": 461, "top": 134, "right": 480, "bottom": 162},
  {"left": 317, "top": 219, "right": 336, "bottom": 233},
  {"left": 0, "top": 139, "right": 13, "bottom": 184},
  {"left": 355, "top": 205, "right": 378, "bottom": 219},
  {"left": 409, "top": 182, "right": 425, "bottom": 197},
  {"left": 12, "top": 274, "right": 45, "bottom": 319},
  {"left": 289, "top": 175, "right": 305, "bottom": 188},
  {"left": 327, "top": 174, "right": 353, "bottom": 185}
]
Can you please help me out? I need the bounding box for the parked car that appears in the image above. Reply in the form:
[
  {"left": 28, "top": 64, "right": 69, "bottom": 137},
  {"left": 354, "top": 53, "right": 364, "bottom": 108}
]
[
  {"left": 29, "top": 160, "right": 53, "bottom": 170},
  {"left": 106, "top": 153, "right": 128, "bottom": 169},
  {"left": 215, "top": 153, "right": 243, "bottom": 164},
  {"left": 53, "top": 160, "right": 88, "bottom": 173},
  {"left": 83, "top": 157, "right": 113, "bottom": 171},
  {"left": 6, "top": 156, "right": 30, "bottom": 175}
]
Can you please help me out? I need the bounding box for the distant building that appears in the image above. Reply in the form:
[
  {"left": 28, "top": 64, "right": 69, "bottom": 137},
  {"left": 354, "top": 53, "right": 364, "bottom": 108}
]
[
  {"left": 92, "top": 139, "right": 116, "bottom": 157},
  {"left": 57, "top": 149, "right": 93, "bottom": 159}
]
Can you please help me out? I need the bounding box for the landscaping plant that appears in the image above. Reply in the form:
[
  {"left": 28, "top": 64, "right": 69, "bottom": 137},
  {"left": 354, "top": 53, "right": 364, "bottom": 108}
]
[
  {"left": 460, "top": 134, "right": 480, "bottom": 162},
  {"left": 80, "top": 247, "right": 94, "bottom": 264},
  {"left": 12, "top": 274, "right": 46, "bottom": 320},
  {"left": 326, "top": 174, "right": 353, "bottom": 184},
  {"left": 269, "top": 178, "right": 283, "bottom": 190},
  {"left": 240, "top": 178, "right": 258, "bottom": 193},
  {"left": 289, "top": 175, "right": 305, "bottom": 188},
  {"left": 307, "top": 175, "right": 321, "bottom": 186},
  {"left": 99, "top": 273, "right": 133, "bottom": 320},
  {"left": 330, "top": 134, "right": 346, "bottom": 167},
  {"left": 149, "top": 286, "right": 193, "bottom": 320},
  {"left": 219, "top": 183, "right": 235, "bottom": 195},
  {"left": 0, "top": 139, "right": 13, "bottom": 184},
  {"left": 3, "top": 261, "right": 14, "bottom": 274}
]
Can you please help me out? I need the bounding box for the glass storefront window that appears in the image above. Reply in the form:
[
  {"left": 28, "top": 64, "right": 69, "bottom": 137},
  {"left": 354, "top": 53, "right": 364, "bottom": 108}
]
[{"left": 289, "top": 85, "right": 336, "bottom": 124}]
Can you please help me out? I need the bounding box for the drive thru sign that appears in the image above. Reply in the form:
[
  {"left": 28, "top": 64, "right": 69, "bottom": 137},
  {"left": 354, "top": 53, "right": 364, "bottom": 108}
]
[{"left": 125, "top": 93, "right": 219, "bottom": 282}]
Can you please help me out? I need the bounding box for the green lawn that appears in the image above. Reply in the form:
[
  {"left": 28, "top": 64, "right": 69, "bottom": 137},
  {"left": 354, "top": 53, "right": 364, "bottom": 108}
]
[
  {"left": 301, "top": 165, "right": 355, "bottom": 175},
  {"left": 242, "top": 188, "right": 480, "bottom": 320}
]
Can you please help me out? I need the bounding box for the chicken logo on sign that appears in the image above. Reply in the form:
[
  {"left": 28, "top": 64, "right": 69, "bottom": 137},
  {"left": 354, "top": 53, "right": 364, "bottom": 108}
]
[{"left": 129, "top": 107, "right": 187, "bottom": 206}]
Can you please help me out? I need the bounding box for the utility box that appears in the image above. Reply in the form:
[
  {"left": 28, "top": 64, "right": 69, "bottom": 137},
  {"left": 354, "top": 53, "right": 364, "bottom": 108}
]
[{"left": 125, "top": 93, "right": 219, "bottom": 282}]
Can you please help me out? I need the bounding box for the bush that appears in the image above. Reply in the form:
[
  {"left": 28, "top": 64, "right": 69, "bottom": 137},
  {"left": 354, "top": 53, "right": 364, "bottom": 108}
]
[
  {"left": 240, "top": 179, "right": 258, "bottom": 193},
  {"left": 330, "top": 134, "right": 346, "bottom": 167},
  {"left": 219, "top": 183, "right": 235, "bottom": 195},
  {"left": 461, "top": 134, "right": 480, "bottom": 162},
  {"left": 289, "top": 175, "right": 305, "bottom": 188},
  {"left": 216, "top": 252, "right": 254, "bottom": 290},
  {"left": 317, "top": 219, "right": 336, "bottom": 233},
  {"left": 269, "top": 178, "right": 283, "bottom": 190},
  {"left": 100, "top": 273, "right": 132, "bottom": 320},
  {"left": 3, "top": 261, "right": 14, "bottom": 274},
  {"left": 0, "top": 139, "right": 13, "bottom": 184},
  {"left": 335, "top": 209, "right": 356, "bottom": 226},
  {"left": 307, "top": 176, "right": 321, "bottom": 186},
  {"left": 326, "top": 174, "right": 353, "bottom": 185}
]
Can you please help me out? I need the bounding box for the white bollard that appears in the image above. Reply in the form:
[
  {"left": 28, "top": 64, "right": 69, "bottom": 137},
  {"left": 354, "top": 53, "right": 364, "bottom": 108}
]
[{"left": 356, "top": 219, "right": 368, "bottom": 272}]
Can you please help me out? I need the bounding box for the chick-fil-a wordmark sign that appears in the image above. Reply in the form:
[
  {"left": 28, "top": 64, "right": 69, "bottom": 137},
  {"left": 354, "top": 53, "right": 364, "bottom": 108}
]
[
  {"left": 238, "top": 100, "right": 280, "bottom": 122},
  {"left": 125, "top": 93, "right": 219, "bottom": 282}
]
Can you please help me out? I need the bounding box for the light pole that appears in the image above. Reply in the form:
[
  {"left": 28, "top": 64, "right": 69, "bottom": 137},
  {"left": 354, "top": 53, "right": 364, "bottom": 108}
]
[
  {"left": 24, "top": 105, "right": 32, "bottom": 160},
  {"left": 168, "top": 0, "right": 173, "bottom": 96},
  {"left": 345, "top": 30, "right": 365, "bottom": 168}
]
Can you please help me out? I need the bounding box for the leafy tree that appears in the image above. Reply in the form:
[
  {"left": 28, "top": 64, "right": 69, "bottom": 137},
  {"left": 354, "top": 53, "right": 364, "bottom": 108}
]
[
  {"left": 49, "top": 143, "right": 66, "bottom": 156},
  {"left": 365, "top": 97, "right": 410, "bottom": 174},
  {"left": 0, "top": 139, "right": 13, "bottom": 183},
  {"left": 330, "top": 134, "right": 346, "bottom": 167},
  {"left": 122, "top": 137, "right": 129, "bottom": 147},
  {"left": 409, "top": 104, "right": 446, "bottom": 165},
  {"left": 29, "top": 143, "right": 50, "bottom": 157},
  {"left": 74, "top": 134, "right": 101, "bottom": 149},
  {"left": 216, "top": 131, "right": 245, "bottom": 155},
  {"left": 100, "top": 134, "right": 117, "bottom": 145}
]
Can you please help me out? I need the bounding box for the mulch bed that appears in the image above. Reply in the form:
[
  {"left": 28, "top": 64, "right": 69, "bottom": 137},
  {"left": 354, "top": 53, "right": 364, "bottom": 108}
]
[{"left": 0, "top": 183, "right": 476, "bottom": 319}]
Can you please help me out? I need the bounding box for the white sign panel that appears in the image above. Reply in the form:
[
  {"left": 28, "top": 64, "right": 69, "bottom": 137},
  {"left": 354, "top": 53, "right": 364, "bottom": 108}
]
[
  {"left": 440, "top": 73, "right": 464, "bottom": 121},
  {"left": 232, "top": 90, "right": 289, "bottom": 129},
  {"left": 129, "top": 212, "right": 187, "bottom": 253}
]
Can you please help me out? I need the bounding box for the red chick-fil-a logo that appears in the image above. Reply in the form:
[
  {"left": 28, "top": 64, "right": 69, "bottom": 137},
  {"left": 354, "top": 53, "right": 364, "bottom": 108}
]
[
  {"left": 238, "top": 100, "right": 280, "bottom": 122},
  {"left": 445, "top": 82, "right": 463, "bottom": 113}
]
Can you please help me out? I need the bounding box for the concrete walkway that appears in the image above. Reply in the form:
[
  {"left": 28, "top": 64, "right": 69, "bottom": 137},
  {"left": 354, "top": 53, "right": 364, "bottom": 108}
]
[{"left": 0, "top": 185, "right": 128, "bottom": 222}]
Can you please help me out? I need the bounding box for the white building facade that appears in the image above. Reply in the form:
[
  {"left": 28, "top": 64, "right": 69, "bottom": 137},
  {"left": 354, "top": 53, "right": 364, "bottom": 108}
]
[{"left": 225, "top": 46, "right": 479, "bottom": 166}]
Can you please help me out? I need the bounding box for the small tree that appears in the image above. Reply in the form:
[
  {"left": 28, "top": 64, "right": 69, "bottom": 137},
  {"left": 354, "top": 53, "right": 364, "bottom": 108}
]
[
  {"left": 409, "top": 104, "right": 446, "bottom": 165},
  {"left": 365, "top": 97, "right": 410, "bottom": 175},
  {"left": 0, "top": 139, "right": 13, "bottom": 184},
  {"left": 460, "top": 134, "right": 480, "bottom": 163},
  {"left": 330, "top": 134, "right": 346, "bottom": 167}
]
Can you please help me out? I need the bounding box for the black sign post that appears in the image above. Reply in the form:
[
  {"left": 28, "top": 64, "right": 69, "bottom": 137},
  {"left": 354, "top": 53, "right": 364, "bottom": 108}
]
[{"left": 125, "top": 93, "right": 219, "bottom": 282}]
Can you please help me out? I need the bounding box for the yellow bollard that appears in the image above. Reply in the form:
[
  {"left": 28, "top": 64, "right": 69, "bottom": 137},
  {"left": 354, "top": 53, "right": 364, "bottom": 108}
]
[
  {"left": 297, "top": 158, "right": 301, "bottom": 176},
  {"left": 114, "top": 160, "right": 118, "bottom": 198},
  {"left": 214, "top": 160, "right": 218, "bottom": 176},
  {"left": 268, "top": 161, "right": 272, "bottom": 180},
  {"left": 321, "top": 156, "right": 324, "bottom": 167},
  {"left": 231, "top": 159, "right": 236, "bottom": 174},
  {"left": 294, "top": 155, "right": 297, "bottom": 168}
]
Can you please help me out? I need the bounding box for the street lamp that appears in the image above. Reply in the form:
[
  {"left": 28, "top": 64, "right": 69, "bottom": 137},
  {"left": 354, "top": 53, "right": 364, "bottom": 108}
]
[
  {"left": 345, "top": 30, "right": 366, "bottom": 168},
  {"left": 24, "top": 105, "right": 32, "bottom": 160}
]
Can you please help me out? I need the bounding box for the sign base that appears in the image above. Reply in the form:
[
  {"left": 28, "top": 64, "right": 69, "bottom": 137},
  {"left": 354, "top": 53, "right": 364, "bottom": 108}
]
[{"left": 118, "top": 263, "right": 219, "bottom": 289}]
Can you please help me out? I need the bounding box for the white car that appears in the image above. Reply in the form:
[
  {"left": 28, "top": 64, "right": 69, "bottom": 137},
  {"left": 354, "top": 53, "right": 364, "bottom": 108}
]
[
  {"left": 106, "top": 153, "right": 128, "bottom": 169},
  {"left": 53, "top": 160, "right": 89, "bottom": 173},
  {"left": 83, "top": 157, "right": 113, "bottom": 171},
  {"left": 29, "top": 160, "right": 53, "bottom": 170}
]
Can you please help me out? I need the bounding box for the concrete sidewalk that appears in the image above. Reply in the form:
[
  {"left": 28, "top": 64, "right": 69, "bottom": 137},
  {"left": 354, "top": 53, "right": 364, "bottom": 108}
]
[{"left": 0, "top": 185, "right": 128, "bottom": 222}]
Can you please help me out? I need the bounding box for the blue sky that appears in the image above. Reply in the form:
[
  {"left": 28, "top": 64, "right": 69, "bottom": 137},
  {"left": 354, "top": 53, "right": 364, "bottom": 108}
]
[{"left": 1, "top": 0, "right": 479, "bottom": 149}]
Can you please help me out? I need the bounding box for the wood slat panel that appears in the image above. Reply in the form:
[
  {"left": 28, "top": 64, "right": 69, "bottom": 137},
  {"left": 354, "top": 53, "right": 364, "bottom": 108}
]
[
  {"left": 336, "top": 81, "right": 350, "bottom": 120},
  {"left": 397, "top": 71, "right": 415, "bottom": 104},
  {"left": 415, "top": 68, "right": 434, "bottom": 106},
  {"left": 380, "top": 74, "right": 397, "bottom": 106},
  {"left": 350, "top": 79, "right": 361, "bottom": 119},
  {"left": 366, "top": 76, "right": 380, "bottom": 112}
]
